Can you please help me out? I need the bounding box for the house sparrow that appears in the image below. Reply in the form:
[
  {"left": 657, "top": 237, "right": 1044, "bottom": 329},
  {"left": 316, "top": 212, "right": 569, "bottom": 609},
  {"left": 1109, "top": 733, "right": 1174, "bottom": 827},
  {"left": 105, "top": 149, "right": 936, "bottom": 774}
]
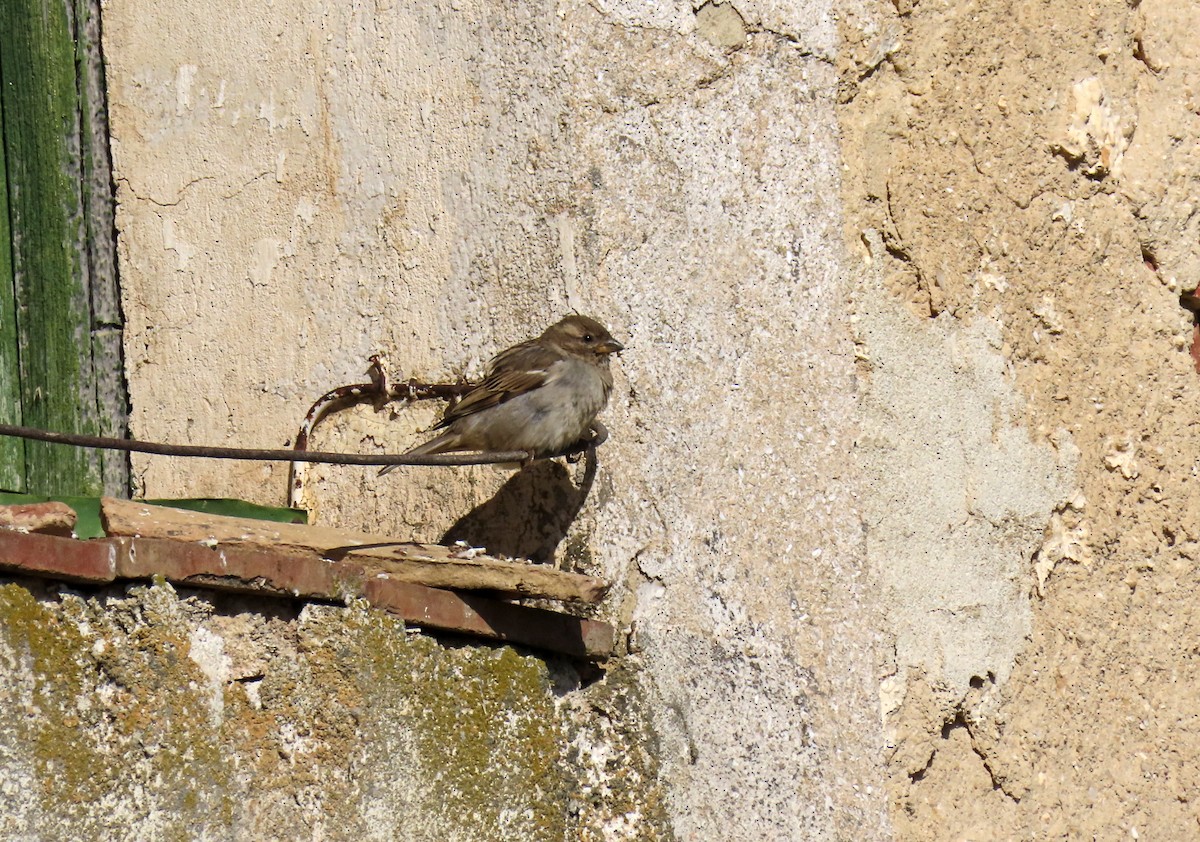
[{"left": 381, "top": 315, "right": 623, "bottom": 472}]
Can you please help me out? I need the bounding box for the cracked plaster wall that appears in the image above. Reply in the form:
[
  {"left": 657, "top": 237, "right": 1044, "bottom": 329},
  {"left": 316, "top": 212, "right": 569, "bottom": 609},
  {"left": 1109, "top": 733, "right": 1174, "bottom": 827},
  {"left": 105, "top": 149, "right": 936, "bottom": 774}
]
[
  {"left": 27, "top": 0, "right": 897, "bottom": 839},
  {"left": 841, "top": 0, "right": 1200, "bottom": 837},
  {"left": 856, "top": 300, "right": 1078, "bottom": 710},
  {"left": 23, "top": 0, "right": 1194, "bottom": 836}
]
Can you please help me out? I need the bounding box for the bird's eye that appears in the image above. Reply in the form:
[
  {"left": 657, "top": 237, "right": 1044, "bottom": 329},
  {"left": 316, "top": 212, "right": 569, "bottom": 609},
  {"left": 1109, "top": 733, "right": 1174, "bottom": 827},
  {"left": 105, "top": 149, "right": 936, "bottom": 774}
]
[{"left": 582, "top": 334, "right": 594, "bottom": 343}]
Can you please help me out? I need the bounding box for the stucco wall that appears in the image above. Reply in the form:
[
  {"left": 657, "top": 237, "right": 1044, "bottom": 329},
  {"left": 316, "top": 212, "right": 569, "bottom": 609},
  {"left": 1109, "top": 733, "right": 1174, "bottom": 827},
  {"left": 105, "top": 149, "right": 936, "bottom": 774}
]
[
  {"left": 841, "top": 0, "right": 1200, "bottom": 837},
  {"left": 74, "top": 0, "right": 889, "bottom": 839},
  {"left": 3, "top": 0, "right": 1194, "bottom": 838}
]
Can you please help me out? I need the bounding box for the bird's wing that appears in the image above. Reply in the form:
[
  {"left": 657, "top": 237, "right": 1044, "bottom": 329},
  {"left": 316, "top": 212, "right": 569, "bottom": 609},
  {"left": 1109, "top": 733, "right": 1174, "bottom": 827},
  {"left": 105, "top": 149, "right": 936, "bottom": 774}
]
[{"left": 437, "top": 340, "right": 560, "bottom": 426}]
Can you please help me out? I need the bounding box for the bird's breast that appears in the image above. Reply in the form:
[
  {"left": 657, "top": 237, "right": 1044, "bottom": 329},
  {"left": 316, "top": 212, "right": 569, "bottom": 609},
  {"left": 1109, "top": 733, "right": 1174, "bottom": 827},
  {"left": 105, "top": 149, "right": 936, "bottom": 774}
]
[{"left": 542, "top": 358, "right": 611, "bottom": 414}]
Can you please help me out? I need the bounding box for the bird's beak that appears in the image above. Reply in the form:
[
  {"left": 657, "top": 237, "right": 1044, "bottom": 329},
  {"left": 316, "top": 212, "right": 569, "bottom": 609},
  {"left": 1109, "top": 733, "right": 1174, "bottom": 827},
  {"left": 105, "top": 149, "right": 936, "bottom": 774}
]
[{"left": 597, "top": 338, "right": 624, "bottom": 355}]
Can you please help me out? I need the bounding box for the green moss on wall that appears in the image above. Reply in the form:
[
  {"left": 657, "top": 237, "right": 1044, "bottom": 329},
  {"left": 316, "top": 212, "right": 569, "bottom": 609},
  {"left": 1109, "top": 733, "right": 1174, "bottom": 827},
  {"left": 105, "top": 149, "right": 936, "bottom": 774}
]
[
  {"left": 0, "top": 584, "right": 663, "bottom": 839},
  {"left": 0, "top": 583, "right": 103, "bottom": 805},
  {"left": 343, "top": 606, "right": 571, "bottom": 839},
  {"left": 0, "top": 582, "right": 235, "bottom": 835}
]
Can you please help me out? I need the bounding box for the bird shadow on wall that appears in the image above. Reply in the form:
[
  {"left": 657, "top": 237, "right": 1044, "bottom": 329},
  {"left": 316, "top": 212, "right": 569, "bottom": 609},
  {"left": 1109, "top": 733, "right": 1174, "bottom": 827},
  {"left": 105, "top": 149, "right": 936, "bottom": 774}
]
[{"left": 441, "top": 450, "right": 598, "bottom": 565}]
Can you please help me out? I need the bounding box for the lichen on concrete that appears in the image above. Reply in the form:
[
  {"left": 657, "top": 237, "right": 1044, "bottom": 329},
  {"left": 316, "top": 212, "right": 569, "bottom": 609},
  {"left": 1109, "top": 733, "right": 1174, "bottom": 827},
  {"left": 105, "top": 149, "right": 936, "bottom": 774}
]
[
  {"left": 0, "top": 581, "right": 234, "bottom": 838},
  {"left": 338, "top": 605, "right": 571, "bottom": 840},
  {"left": 0, "top": 581, "right": 668, "bottom": 839}
]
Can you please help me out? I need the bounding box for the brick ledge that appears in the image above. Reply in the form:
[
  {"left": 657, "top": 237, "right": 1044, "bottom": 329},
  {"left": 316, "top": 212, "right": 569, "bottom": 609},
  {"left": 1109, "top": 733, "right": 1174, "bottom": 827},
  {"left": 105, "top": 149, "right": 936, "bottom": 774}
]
[{"left": 0, "top": 529, "right": 614, "bottom": 659}]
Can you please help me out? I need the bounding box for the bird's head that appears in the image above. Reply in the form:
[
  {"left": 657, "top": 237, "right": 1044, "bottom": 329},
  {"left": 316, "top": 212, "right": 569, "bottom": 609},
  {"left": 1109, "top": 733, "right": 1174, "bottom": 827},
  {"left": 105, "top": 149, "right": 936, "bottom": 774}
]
[{"left": 544, "top": 315, "right": 625, "bottom": 358}]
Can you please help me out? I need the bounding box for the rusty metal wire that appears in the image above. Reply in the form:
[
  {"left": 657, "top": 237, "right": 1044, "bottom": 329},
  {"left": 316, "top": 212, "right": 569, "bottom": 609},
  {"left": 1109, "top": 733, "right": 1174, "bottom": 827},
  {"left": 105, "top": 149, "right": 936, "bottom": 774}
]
[
  {"left": 291, "top": 355, "right": 473, "bottom": 455},
  {"left": 0, "top": 355, "right": 607, "bottom": 469},
  {"left": 0, "top": 422, "right": 606, "bottom": 467}
]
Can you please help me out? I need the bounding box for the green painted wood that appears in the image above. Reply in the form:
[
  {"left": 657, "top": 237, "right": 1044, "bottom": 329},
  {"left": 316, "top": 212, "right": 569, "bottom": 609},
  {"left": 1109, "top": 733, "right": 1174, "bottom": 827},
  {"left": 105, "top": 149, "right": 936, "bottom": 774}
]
[
  {"left": 0, "top": 0, "right": 98, "bottom": 494},
  {"left": 0, "top": 0, "right": 128, "bottom": 495},
  {"left": 0, "top": 97, "right": 25, "bottom": 490}
]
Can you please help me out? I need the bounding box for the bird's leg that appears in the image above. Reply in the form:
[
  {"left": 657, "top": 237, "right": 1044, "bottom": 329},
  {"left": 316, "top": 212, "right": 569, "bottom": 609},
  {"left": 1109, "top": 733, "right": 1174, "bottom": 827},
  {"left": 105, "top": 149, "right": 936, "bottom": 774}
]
[{"left": 564, "top": 423, "right": 607, "bottom": 463}]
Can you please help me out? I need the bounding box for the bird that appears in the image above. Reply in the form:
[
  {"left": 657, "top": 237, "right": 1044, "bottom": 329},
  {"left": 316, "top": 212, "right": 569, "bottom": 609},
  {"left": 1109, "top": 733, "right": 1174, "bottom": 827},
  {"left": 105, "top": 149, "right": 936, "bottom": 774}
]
[{"left": 381, "top": 315, "right": 624, "bottom": 472}]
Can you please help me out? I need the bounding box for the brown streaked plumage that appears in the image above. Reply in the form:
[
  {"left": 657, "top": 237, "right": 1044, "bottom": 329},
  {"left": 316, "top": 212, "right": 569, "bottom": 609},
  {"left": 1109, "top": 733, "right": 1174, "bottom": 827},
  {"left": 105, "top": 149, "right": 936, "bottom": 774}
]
[{"left": 380, "top": 315, "right": 623, "bottom": 472}]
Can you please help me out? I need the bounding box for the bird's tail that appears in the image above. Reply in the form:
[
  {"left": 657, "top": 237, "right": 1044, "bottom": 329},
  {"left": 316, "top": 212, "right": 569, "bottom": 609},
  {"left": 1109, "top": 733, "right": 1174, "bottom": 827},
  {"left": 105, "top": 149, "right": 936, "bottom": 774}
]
[{"left": 378, "top": 433, "right": 458, "bottom": 476}]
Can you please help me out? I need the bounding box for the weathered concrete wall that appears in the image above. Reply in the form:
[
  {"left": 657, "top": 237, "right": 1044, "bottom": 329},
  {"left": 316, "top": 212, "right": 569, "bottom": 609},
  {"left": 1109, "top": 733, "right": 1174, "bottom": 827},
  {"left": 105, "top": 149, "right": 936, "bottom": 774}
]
[
  {"left": 49, "top": 0, "right": 891, "bottom": 839},
  {"left": 0, "top": 579, "right": 664, "bottom": 838},
  {"left": 17, "top": 0, "right": 1193, "bottom": 837},
  {"left": 841, "top": 0, "right": 1200, "bottom": 837}
]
